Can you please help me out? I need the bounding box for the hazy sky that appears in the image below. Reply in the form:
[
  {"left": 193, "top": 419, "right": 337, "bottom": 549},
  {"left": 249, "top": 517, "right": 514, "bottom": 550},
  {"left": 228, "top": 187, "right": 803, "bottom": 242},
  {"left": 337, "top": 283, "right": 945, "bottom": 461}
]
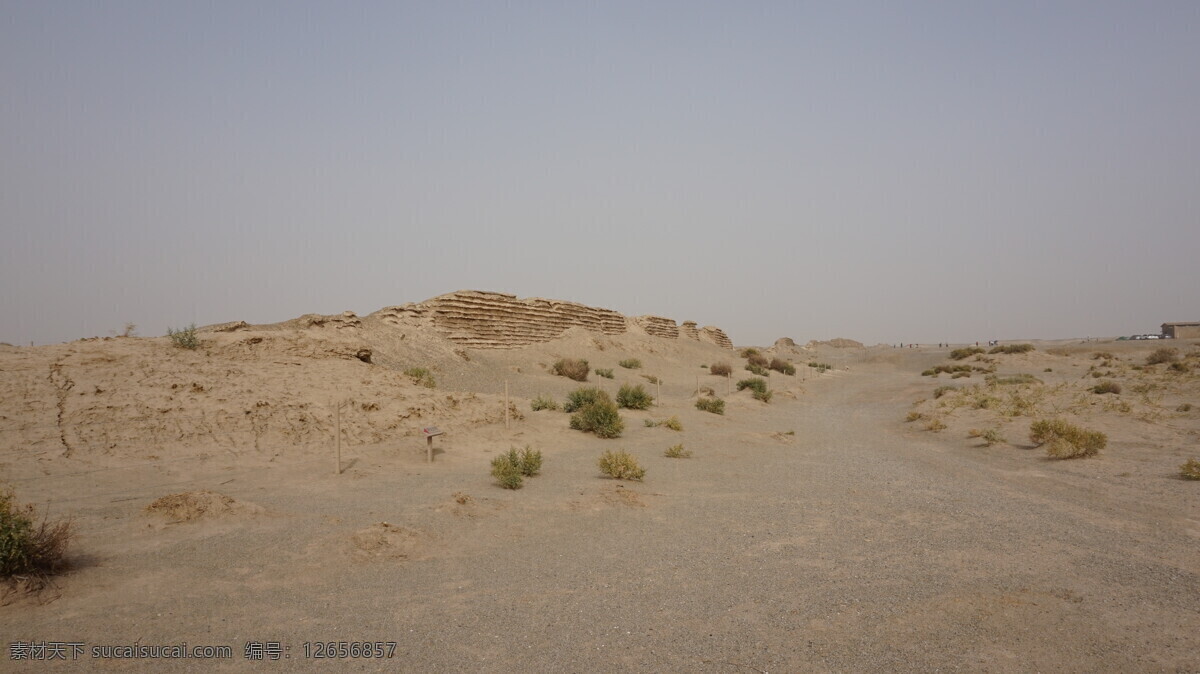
[{"left": 3, "top": 2, "right": 1197, "bottom": 347}]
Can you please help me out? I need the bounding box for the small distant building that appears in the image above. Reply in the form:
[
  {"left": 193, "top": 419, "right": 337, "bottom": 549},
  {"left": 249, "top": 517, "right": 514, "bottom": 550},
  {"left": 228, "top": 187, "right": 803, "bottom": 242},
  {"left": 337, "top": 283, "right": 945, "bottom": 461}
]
[{"left": 1162, "top": 322, "right": 1200, "bottom": 339}]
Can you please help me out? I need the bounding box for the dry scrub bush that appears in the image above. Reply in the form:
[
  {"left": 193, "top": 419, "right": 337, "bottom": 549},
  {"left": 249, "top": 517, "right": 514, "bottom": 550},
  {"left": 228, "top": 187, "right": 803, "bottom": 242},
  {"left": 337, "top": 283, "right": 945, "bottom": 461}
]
[
  {"left": 933, "top": 386, "right": 956, "bottom": 399},
  {"left": 1, "top": 488, "right": 72, "bottom": 586},
  {"left": 1168, "top": 362, "right": 1191, "bottom": 374},
  {"left": 739, "top": 348, "right": 760, "bottom": 358},
  {"left": 1092, "top": 352, "right": 1115, "bottom": 360},
  {"left": 1092, "top": 380, "right": 1122, "bottom": 395},
  {"left": 167, "top": 324, "right": 199, "bottom": 350},
  {"left": 403, "top": 367, "right": 436, "bottom": 388},
  {"left": 695, "top": 398, "right": 725, "bottom": 415},
  {"left": 769, "top": 358, "right": 796, "bottom": 375},
  {"left": 968, "top": 428, "right": 1006, "bottom": 446},
  {"left": 745, "top": 363, "right": 770, "bottom": 377},
  {"left": 595, "top": 368, "right": 614, "bottom": 379},
  {"left": 950, "top": 347, "right": 986, "bottom": 360},
  {"left": 1180, "top": 459, "right": 1200, "bottom": 480},
  {"left": 646, "top": 416, "right": 684, "bottom": 431},
  {"left": 641, "top": 374, "right": 660, "bottom": 384},
  {"left": 737, "top": 377, "right": 768, "bottom": 395},
  {"left": 664, "top": 444, "right": 691, "bottom": 458},
  {"left": 1030, "top": 419, "right": 1106, "bottom": 459},
  {"left": 710, "top": 362, "right": 732, "bottom": 376},
  {"left": 553, "top": 358, "right": 590, "bottom": 382},
  {"left": 616, "top": 383, "right": 654, "bottom": 410},
  {"left": 989, "top": 343, "right": 1035, "bottom": 355},
  {"left": 1146, "top": 348, "right": 1179, "bottom": 365},
  {"left": 598, "top": 450, "right": 645, "bottom": 480},
  {"left": 924, "top": 418, "right": 947, "bottom": 432},
  {"left": 906, "top": 411, "right": 924, "bottom": 422},
  {"left": 746, "top": 352, "right": 769, "bottom": 368},
  {"left": 618, "top": 358, "right": 642, "bottom": 369},
  {"left": 567, "top": 389, "right": 624, "bottom": 438},
  {"left": 1178, "top": 403, "right": 1193, "bottom": 413},
  {"left": 988, "top": 374, "right": 1041, "bottom": 386},
  {"left": 530, "top": 395, "right": 558, "bottom": 412}
]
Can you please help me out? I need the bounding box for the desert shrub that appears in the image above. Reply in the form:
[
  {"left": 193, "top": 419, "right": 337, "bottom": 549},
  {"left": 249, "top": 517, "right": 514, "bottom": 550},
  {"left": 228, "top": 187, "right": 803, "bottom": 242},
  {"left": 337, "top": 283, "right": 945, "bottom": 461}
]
[
  {"left": 739, "top": 348, "right": 759, "bottom": 358},
  {"left": 616, "top": 383, "right": 654, "bottom": 410},
  {"left": 695, "top": 398, "right": 725, "bottom": 415},
  {"left": 514, "top": 446, "right": 543, "bottom": 476},
  {"left": 924, "top": 364, "right": 974, "bottom": 377},
  {"left": 769, "top": 358, "right": 796, "bottom": 375},
  {"left": 736, "top": 377, "right": 768, "bottom": 395},
  {"left": 553, "top": 358, "right": 590, "bottom": 381},
  {"left": 699, "top": 386, "right": 715, "bottom": 396},
  {"left": 1178, "top": 403, "right": 1193, "bottom": 413},
  {"left": 1146, "top": 348, "right": 1179, "bottom": 365},
  {"left": 951, "top": 371, "right": 971, "bottom": 379},
  {"left": 641, "top": 374, "right": 660, "bottom": 385},
  {"left": 1089, "top": 370, "right": 1103, "bottom": 378},
  {"left": 1168, "top": 361, "right": 1191, "bottom": 373},
  {"left": 987, "top": 374, "right": 1042, "bottom": 386},
  {"left": 968, "top": 428, "right": 1006, "bottom": 446},
  {"left": 598, "top": 450, "right": 645, "bottom": 480},
  {"left": 530, "top": 394, "right": 558, "bottom": 411},
  {"left": 1030, "top": 419, "right": 1106, "bottom": 459},
  {"left": 403, "top": 367, "right": 436, "bottom": 388},
  {"left": 1092, "top": 380, "right": 1122, "bottom": 395},
  {"left": 1092, "top": 352, "right": 1115, "bottom": 360},
  {"left": 746, "top": 352, "right": 769, "bottom": 368},
  {"left": 664, "top": 444, "right": 692, "bottom": 458},
  {"left": 618, "top": 358, "right": 641, "bottom": 370},
  {"left": 491, "top": 458, "right": 523, "bottom": 490},
  {"left": 906, "top": 411, "right": 924, "bottom": 422},
  {"left": 569, "top": 393, "right": 624, "bottom": 438},
  {"left": 950, "top": 347, "right": 986, "bottom": 360},
  {"left": 933, "top": 386, "right": 956, "bottom": 399},
  {"left": 989, "top": 343, "right": 1035, "bottom": 355},
  {"left": 595, "top": 368, "right": 614, "bottom": 379},
  {"left": 1180, "top": 459, "right": 1200, "bottom": 480},
  {"left": 644, "top": 419, "right": 658, "bottom": 427},
  {"left": 490, "top": 446, "right": 543, "bottom": 489},
  {"left": 710, "top": 362, "right": 732, "bottom": 376},
  {"left": 924, "top": 418, "right": 947, "bottom": 432},
  {"left": 745, "top": 363, "right": 769, "bottom": 377},
  {"left": 661, "top": 416, "right": 682, "bottom": 431},
  {"left": 921, "top": 369, "right": 937, "bottom": 377},
  {"left": 0, "top": 488, "right": 72, "bottom": 581},
  {"left": 563, "top": 387, "right": 608, "bottom": 413},
  {"left": 167, "top": 324, "right": 199, "bottom": 350},
  {"left": 756, "top": 389, "right": 773, "bottom": 403},
  {"left": 1044, "top": 368, "right": 1053, "bottom": 372}
]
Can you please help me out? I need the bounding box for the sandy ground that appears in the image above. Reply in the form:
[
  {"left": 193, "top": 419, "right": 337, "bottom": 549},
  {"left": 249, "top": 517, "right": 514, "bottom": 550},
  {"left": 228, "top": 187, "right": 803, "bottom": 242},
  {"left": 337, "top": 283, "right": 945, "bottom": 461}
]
[{"left": 2, "top": 334, "right": 1198, "bottom": 672}]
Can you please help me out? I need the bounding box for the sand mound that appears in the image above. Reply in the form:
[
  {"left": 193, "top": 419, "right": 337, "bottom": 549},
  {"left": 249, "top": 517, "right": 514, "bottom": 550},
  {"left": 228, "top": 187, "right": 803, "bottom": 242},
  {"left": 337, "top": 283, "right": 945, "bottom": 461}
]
[
  {"left": 349, "top": 522, "right": 424, "bottom": 561},
  {"left": 145, "top": 490, "right": 262, "bottom": 522}
]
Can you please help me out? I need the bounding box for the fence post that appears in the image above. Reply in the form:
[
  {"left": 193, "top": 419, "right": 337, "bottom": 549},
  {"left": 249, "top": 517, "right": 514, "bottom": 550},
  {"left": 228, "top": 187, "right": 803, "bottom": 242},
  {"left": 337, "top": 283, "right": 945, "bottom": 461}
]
[
  {"left": 504, "top": 380, "right": 510, "bottom": 430},
  {"left": 334, "top": 401, "right": 342, "bottom": 475}
]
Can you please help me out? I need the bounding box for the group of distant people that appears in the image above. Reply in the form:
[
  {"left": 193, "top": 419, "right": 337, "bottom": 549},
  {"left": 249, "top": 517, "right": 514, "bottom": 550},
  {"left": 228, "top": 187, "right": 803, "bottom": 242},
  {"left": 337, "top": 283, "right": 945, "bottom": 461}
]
[{"left": 893, "top": 341, "right": 1000, "bottom": 348}]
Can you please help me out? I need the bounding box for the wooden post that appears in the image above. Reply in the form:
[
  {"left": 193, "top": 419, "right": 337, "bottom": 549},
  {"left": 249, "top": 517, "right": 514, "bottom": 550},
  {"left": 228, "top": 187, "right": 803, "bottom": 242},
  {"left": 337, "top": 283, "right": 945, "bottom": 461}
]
[
  {"left": 726, "top": 372, "right": 731, "bottom": 396},
  {"left": 656, "top": 377, "right": 661, "bottom": 406},
  {"left": 427, "top": 435, "right": 433, "bottom": 462},
  {"left": 504, "top": 380, "right": 510, "bottom": 430},
  {"left": 335, "top": 401, "right": 342, "bottom": 475},
  {"left": 695, "top": 374, "right": 699, "bottom": 397}
]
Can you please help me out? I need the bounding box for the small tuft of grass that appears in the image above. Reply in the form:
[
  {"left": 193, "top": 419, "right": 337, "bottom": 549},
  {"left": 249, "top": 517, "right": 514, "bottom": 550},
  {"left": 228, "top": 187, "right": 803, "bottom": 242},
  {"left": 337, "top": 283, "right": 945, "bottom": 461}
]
[
  {"left": 1092, "top": 380, "right": 1122, "bottom": 395},
  {"left": 403, "top": 367, "right": 436, "bottom": 388},
  {"left": 1180, "top": 458, "right": 1200, "bottom": 480},
  {"left": 598, "top": 450, "right": 645, "bottom": 480},
  {"left": 906, "top": 411, "right": 924, "bottom": 422},
  {"left": 641, "top": 374, "right": 660, "bottom": 385},
  {"left": 1030, "top": 419, "right": 1106, "bottom": 459},
  {"left": 167, "top": 324, "right": 199, "bottom": 350},
  {"left": 695, "top": 398, "right": 725, "bottom": 415},
  {"left": 595, "top": 368, "right": 614, "bottom": 379},
  {"left": 924, "top": 418, "right": 947, "bottom": 432},
  {"left": 618, "top": 359, "right": 642, "bottom": 369},
  {"left": 1092, "top": 352, "right": 1115, "bottom": 360},
  {"left": 553, "top": 358, "right": 590, "bottom": 382},
  {"left": 530, "top": 394, "right": 558, "bottom": 411},
  {"left": 664, "top": 444, "right": 692, "bottom": 458},
  {"left": 968, "top": 428, "right": 1006, "bottom": 446},
  {"left": 709, "top": 362, "right": 732, "bottom": 376}
]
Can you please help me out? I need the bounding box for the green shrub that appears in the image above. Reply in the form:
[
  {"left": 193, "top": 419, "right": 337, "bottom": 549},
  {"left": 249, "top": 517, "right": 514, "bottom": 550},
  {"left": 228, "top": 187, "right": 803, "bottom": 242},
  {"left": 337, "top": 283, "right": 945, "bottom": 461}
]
[
  {"left": 167, "top": 324, "right": 199, "bottom": 350},
  {"left": 552, "top": 358, "right": 590, "bottom": 382},
  {"left": 754, "top": 389, "right": 773, "bottom": 403},
  {"left": 595, "top": 368, "right": 614, "bottom": 379},
  {"left": 950, "top": 347, "right": 986, "bottom": 360},
  {"left": 709, "top": 362, "right": 732, "bottom": 376},
  {"left": 598, "top": 450, "right": 645, "bottom": 480},
  {"left": 618, "top": 359, "right": 641, "bottom": 370},
  {"left": 1181, "top": 458, "right": 1200, "bottom": 480},
  {"left": 1030, "top": 419, "right": 1106, "bottom": 459},
  {"left": 745, "top": 363, "right": 769, "bottom": 377},
  {"left": 739, "top": 348, "right": 760, "bottom": 358},
  {"left": 664, "top": 444, "right": 691, "bottom": 458},
  {"left": 1146, "top": 348, "right": 1179, "bottom": 365},
  {"left": 644, "top": 419, "right": 658, "bottom": 427},
  {"left": 695, "top": 398, "right": 725, "bottom": 415},
  {"left": 563, "top": 387, "right": 608, "bottom": 413},
  {"left": 737, "top": 377, "right": 768, "bottom": 395},
  {"left": 491, "top": 458, "right": 523, "bottom": 490},
  {"left": 569, "top": 394, "right": 624, "bottom": 438},
  {"left": 1092, "top": 380, "right": 1122, "bottom": 395},
  {"left": 616, "top": 383, "right": 653, "bottom": 410},
  {"left": 641, "top": 374, "right": 660, "bottom": 385},
  {"left": 530, "top": 394, "right": 558, "bottom": 411},
  {"left": 403, "top": 367, "right": 436, "bottom": 388},
  {"left": 989, "top": 343, "right": 1035, "bottom": 355},
  {"left": 0, "top": 488, "right": 72, "bottom": 580},
  {"left": 661, "top": 416, "right": 682, "bottom": 431},
  {"left": 769, "top": 358, "right": 796, "bottom": 375}
]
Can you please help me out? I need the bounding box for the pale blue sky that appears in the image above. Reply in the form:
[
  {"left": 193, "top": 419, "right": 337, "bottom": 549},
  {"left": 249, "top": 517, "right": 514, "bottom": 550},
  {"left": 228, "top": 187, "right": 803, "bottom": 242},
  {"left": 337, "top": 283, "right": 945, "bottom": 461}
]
[{"left": 3, "top": 2, "right": 1197, "bottom": 346}]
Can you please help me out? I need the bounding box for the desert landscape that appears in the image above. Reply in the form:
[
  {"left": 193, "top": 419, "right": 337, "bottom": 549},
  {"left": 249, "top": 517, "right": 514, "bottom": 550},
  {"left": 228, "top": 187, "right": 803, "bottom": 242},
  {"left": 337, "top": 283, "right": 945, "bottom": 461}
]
[{"left": 2, "top": 290, "right": 1197, "bottom": 671}]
